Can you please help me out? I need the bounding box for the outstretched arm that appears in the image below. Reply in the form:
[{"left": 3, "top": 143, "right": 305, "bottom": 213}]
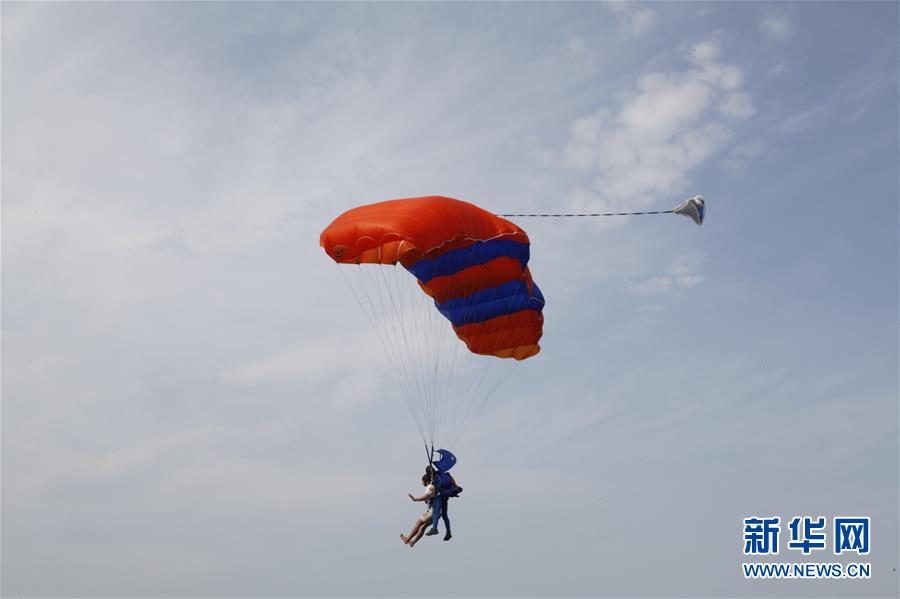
[{"left": 408, "top": 492, "right": 430, "bottom": 502}]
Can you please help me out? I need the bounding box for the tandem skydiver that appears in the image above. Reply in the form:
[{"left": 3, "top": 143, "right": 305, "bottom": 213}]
[
  {"left": 425, "top": 449, "right": 462, "bottom": 541},
  {"left": 401, "top": 472, "right": 436, "bottom": 548}
]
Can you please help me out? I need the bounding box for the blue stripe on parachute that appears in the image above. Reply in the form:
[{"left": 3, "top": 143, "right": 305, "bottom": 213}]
[
  {"left": 530, "top": 281, "right": 545, "bottom": 306},
  {"left": 435, "top": 280, "right": 545, "bottom": 327},
  {"left": 407, "top": 239, "right": 529, "bottom": 283}
]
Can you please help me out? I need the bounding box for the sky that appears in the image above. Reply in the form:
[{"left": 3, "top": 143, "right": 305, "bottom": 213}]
[{"left": 2, "top": 2, "right": 898, "bottom": 597}]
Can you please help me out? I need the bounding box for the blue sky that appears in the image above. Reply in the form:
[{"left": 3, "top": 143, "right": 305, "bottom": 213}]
[{"left": 2, "top": 2, "right": 898, "bottom": 597}]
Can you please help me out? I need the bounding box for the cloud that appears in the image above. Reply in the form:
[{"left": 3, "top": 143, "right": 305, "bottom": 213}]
[
  {"left": 520, "top": 134, "right": 557, "bottom": 167},
  {"left": 564, "top": 108, "right": 611, "bottom": 169},
  {"left": 222, "top": 336, "right": 383, "bottom": 387},
  {"left": 760, "top": 10, "right": 793, "bottom": 41},
  {"left": 629, "top": 254, "right": 706, "bottom": 298},
  {"left": 779, "top": 105, "right": 830, "bottom": 133},
  {"left": 767, "top": 59, "right": 791, "bottom": 77},
  {"left": 619, "top": 75, "right": 715, "bottom": 138},
  {"left": 563, "top": 35, "right": 596, "bottom": 70},
  {"left": 607, "top": 2, "right": 657, "bottom": 37},
  {"left": 690, "top": 38, "right": 720, "bottom": 63},
  {"left": 723, "top": 140, "right": 767, "bottom": 173},
  {"left": 718, "top": 92, "right": 755, "bottom": 119},
  {"left": 564, "top": 39, "right": 754, "bottom": 209}
]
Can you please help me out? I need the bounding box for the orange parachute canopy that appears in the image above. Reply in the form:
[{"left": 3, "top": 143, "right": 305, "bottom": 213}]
[{"left": 320, "top": 196, "right": 544, "bottom": 360}]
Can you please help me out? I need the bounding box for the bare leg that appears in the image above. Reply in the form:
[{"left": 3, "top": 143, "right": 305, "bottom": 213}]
[
  {"left": 408, "top": 520, "right": 429, "bottom": 547},
  {"left": 402, "top": 519, "right": 424, "bottom": 544}
]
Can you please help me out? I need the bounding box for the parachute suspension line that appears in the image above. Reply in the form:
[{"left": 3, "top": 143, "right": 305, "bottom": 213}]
[
  {"left": 429, "top": 231, "right": 470, "bottom": 446},
  {"left": 453, "top": 339, "right": 511, "bottom": 444},
  {"left": 446, "top": 247, "right": 520, "bottom": 446},
  {"left": 429, "top": 274, "right": 448, "bottom": 443},
  {"left": 446, "top": 217, "right": 516, "bottom": 446},
  {"left": 401, "top": 265, "right": 435, "bottom": 442},
  {"left": 418, "top": 264, "right": 443, "bottom": 445},
  {"left": 391, "top": 265, "right": 424, "bottom": 440},
  {"left": 440, "top": 209, "right": 478, "bottom": 445},
  {"left": 431, "top": 238, "right": 472, "bottom": 445},
  {"left": 338, "top": 265, "right": 428, "bottom": 449},
  {"left": 427, "top": 273, "right": 449, "bottom": 445},
  {"left": 378, "top": 265, "right": 419, "bottom": 431},
  {"left": 450, "top": 242, "right": 496, "bottom": 442},
  {"left": 439, "top": 234, "right": 495, "bottom": 446},
  {"left": 355, "top": 268, "right": 403, "bottom": 405},
  {"left": 367, "top": 264, "right": 430, "bottom": 446},
  {"left": 355, "top": 256, "right": 480, "bottom": 449},
  {"left": 450, "top": 355, "right": 492, "bottom": 444},
  {"left": 407, "top": 264, "right": 439, "bottom": 445},
  {"left": 374, "top": 262, "right": 457, "bottom": 448},
  {"left": 337, "top": 244, "right": 532, "bottom": 449},
  {"left": 358, "top": 264, "right": 428, "bottom": 446},
  {"left": 392, "top": 265, "right": 434, "bottom": 445},
  {"left": 445, "top": 226, "right": 508, "bottom": 444},
  {"left": 456, "top": 358, "right": 513, "bottom": 446},
  {"left": 376, "top": 265, "right": 430, "bottom": 446},
  {"left": 424, "top": 270, "right": 445, "bottom": 445}
]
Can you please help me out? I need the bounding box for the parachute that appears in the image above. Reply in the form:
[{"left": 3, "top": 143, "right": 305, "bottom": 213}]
[
  {"left": 673, "top": 196, "right": 705, "bottom": 226},
  {"left": 431, "top": 448, "right": 457, "bottom": 473},
  {"left": 321, "top": 196, "right": 544, "bottom": 448}
]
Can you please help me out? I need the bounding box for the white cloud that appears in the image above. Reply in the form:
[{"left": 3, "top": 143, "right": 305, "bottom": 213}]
[
  {"left": 695, "top": 5, "right": 717, "bottom": 18},
  {"left": 564, "top": 109, "right": 610, "bottom": 168},
  {"left": 718, "top": 92, "right": 755, "bottom": 119},
  {"left": 760, "top": 10, "right": 793, "bottom": 41},
  {"left": 521, "top": 134, "right": 556, "bottom": 166},
  {"left": 629, "top": 254, "right": 706, "bottom": 298},
  {"left": 564, "top": 39, "right": 753, "bottom": 209},
  {"left": 843, "top": 104, "right": 869, "bottom": 123},
  {"left": 780, "top": 105, "right": 830, "bottom": 133},
  {"left": 607, "top": 2, "right": 657, "bottom": 37},
  {"left": 723, "top": 140, "right": 767, "bottom": 173},
  {"left": 222, "top": 336, "right": 383, "bottom": 387},
  {"left": 690, "top": 39, "right": 721, "bottom": 63},
  {"left": 564, "top": 35, "right": 595, "bottom": 67},
  {"left": 767, "top": 59, "right": 791, "bottom": 77},
  {"left": 619, "top": 75, "right": 715, "bottom": 140}
]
